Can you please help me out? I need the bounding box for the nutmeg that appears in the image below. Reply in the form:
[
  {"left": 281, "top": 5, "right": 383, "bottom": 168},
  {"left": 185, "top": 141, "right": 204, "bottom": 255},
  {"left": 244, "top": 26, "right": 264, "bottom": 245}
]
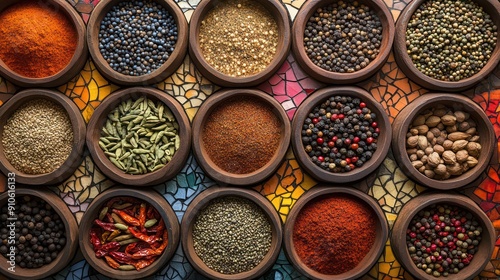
[
  {"left": 409, "top": 154, "right": 418, "bottom": 161},
  {"left": 453, "top": 111, "right": 467, "bottom": 122},
  {"left": 433, "top": 108, "right": 448, "bottom": 117},
  {"left": 458, "top": 122, "right": 471, "bottom": 132},
  {"left": 446, "top": 124, "right": 458, "bottom": 133},
  {"left": 427, "top": 152, "right": 440, "bottom": 167},
  {"left": 436, "top": 136, "right": 445, "bottom": 145},
  {"left": 466, "top": 156, "right": 479, "bottom": 168},
  {"left": 441, "top": 115, "right": 457, "bottom": 126},
  {"left": 430, "top": 127, "right": 441, "bottom": 137},
  {"left": 466, "top": 142, "right": 481, "bottom": 157},
  {"left": 412, "top": 115, "right": 426, "bottom": 126},
  {"left": 425, "top": 115, "right": 441, "bottom": 127},
  {"left": 434, "top": 164, "right": 447, "bottom": 175},
  {"left": 455, "top": 150, "right": 469, "bottom": 163},
  {"left": 452, "top": 140, "right": 468, "bottom": 152},
  {"left": 424, "top": 169, "right": 435, "bottom": 179},
  {"left": 415, "top": 125, "right": 429, "bottom": 135},
  {"left": 407, "top": 135, "right": 418, "bottom": 148},
  {"left": 433, "top": 145, "right": 444, "bottom": 155},
  {"left": 442, "top": 150, "right": 457, "bottom": 165},
  {"left": 406, "top": 148, "right": 418, "bottom": 155},
  {"left": 416, "top": 149, "right": 425, "bottom": 159},
  {"left": 412, "top": 160, "right": 424, "bottom": 169},
  {"left": 418, "top": 135, "right": 429, "bottom": 150},
  {"left": 446, "top": 162, "right": 463, "bottom": 176},
  {"left": 443, "top": 140, "right": 453, "bottom": 150}
]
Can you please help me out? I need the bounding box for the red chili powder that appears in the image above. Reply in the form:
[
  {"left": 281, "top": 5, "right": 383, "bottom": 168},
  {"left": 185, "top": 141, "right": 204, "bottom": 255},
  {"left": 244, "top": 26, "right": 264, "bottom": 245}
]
[
  {"left": 293, "top": 194, "right": 377, "bottom": 275},
  {"left": 0, "top": 0, "right": 78, "bottom": 78},
  {"left": 202, "top": 96, "right": 282, "bottom": 174}
]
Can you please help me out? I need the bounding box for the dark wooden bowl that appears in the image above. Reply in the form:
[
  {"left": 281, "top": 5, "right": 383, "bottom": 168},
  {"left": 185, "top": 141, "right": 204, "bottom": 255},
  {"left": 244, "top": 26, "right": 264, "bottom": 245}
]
[
  {"left": 0, "top": 89, "right": 86, "bottom": 185},
  {"left": 394, "top": 0, "right": 500, "bottom": 92},
  {"left": 291, "top": 86, "right": 391, "bottom": 183},
  {"left": 192, "top": 89, "right": 291, "bottom": 186},
  {"left": 0, "top": 187, "right": 79, "bottom": 280},
  {"left": 188, "top": 0, "right": 291, "bottom": 87},
  {"left": 87, "top": 0, "right": 188, "bottom": 86},
  {"left": 0, "top": 0, "right": 88, "bottom": 88},
  {"left": 283, "top": 186, "right": 388, "bottom": 279},
  {"left": 391, "top": 192, "right": 496, "bottom": 280},
  {"left": 86, "top": 87, "right": 191, "bottom": 186},
  {"left": 391, "top": 93, "right": 495, "bottom": 190},
  {"left": 181, "top": 187, "right": 282, "bottom": 280},
  {"left": 79, "top": 187, "right": 179, "bottom": 279},
  {"left": 292, "top": 0, "right": 395, "bottom": 84}
]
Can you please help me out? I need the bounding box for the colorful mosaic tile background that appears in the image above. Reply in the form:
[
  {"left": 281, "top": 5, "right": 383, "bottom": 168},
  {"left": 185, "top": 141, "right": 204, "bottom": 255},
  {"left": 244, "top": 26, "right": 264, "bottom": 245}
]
[{"left": 0, "top": 0, "right": 499, "bottom": 279}]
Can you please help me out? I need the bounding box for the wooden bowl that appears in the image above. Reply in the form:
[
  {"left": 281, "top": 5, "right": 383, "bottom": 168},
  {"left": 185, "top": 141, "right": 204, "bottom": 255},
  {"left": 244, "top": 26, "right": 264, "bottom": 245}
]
[
  {"left": 87, "top": 0, "right": 188, "bottom": 86},
  {"left": 189, "top": 0, "right": 291, "bottom": 87},
  {"left": 0, "top": 187, "right": 79, "bottom": 280},
  {"left": 0, "top": 89, "right": 86, "bottom": 185},
  {"left": 79, "top": 187, "right": 179, "bottom": 279},
  {"left": 391, "top": 93, "right": 495, "bottom": 190},
  {"left": 181, "top": 187, "right": 282, "bottom": 280},
  {"left": 291, "top": 86, "right": 391, "bottom": 183},
  {"left": 391, "top": 192, "right": 496, "bottom": 280},
  {"left": 394, "top": 0, "right": 500, "bottom": 91},
  {"left": 192, "top": 89, "right": 291, "bottom": 186},
  {"left": 0, "top": 0, "right": 88, "bottom": 88},
  {"left": 86, "top": 87, "right": 191, "bottom": 186},
  {"left": 283, "top": 186, "right": 388, "bottom": 279},
  {"left": 292, "top": 0, "right": 395, "bottom": 84}
]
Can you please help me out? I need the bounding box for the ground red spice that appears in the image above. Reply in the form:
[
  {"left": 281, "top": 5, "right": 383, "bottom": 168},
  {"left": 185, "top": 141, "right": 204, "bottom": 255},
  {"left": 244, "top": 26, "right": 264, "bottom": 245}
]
[
  {"left": 0, "top": 0, "right": 78, "bottom": 78},
  {"left": 293, "top": 194, "right": 377, "bottom": 275},
  {"left": 202, "top": 96, "right": 282, "bottom": 174}
]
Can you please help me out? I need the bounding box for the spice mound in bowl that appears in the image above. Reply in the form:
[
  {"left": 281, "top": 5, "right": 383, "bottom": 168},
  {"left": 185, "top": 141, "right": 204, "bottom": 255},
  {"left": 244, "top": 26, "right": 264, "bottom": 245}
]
[
  {"left": 405, "top": 203, "right": 483, "bottom": 277},
  {"left": 2, "top": 98, "right": 73, "bottom": 175},
  {"left": 98, "top": 0, "right": 178, "bottom": 77},
  {"left": 0, "top": 195, "right": 67, "bottom": 269},
  {"left": 405, "top": 105, "right": 481, "bottom": 180},
  {"left": 88, "top": 197, "right": 168, "bottom": 272},
  {"left": 301, "top": 95, "right": 379, "bottom": 173},
  {"left": 405, "top": 0, "right": 497, "bottom": 82},
  {"left": 303, "top": 0, "right": 383, "bottom": 74},
  {"left": 192, "top": 196, "right": 272, "bottom": 275},
  {"left": 198, "top": 0, "right": 278, "bottom": 77},
  {"left": 0, "top": 0, "right": 77, "bottom": 78},
  {"left": 293, "top": 194, "right": 376, "bottom": 275},
  {"left": 99, "top": 97, "right": 179, "bottom": 175}
]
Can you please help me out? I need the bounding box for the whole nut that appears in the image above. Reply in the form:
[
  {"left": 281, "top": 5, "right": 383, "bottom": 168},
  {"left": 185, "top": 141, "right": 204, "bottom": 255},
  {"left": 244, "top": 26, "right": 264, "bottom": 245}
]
[
  {"left": 447, "top": 132, "right": 470, "bottom": 141},
  {"left": 431, "top": 138, "right": 437, "bottom": 145},
  {"left": 424, "top": 147, "right": 434, "bottom": 155},
  {"left": 412, "top": 160, "right": 424, "bottom": 169},
  {"left": 462, "top": 162, "right": 470, "bottom": 173},
  {"left": 426, "top": 131, "right": 435, "bottom": 141},
  {"left": 441, "top": 115, "right": 457, "bottom": 126},
  {"left": 416, "top": 150, "right": 425, "bottom": 159},
  {"left": 446, "top": 162, "right": 463, "bottom": 176},
  {"left": 443, "top": 140, "right": 453, "bottom": 150},
  {"left": 415, "top": 125, "right": 429, "bottom": 135},
  {"left": 418, "top": 165, "right": 426, "bottom": 173},
  {"left": 458, "top": 122, "right": 471, "bottom": 132},
  {"left": 424, "top": 169, "right": 435, "bottom": 179},
  {"left": 455, "top": 150, "right": 469, "bottom": 163},
  {"left": 410, "top": 128, "right": 419, "bottom": 136},
  {"left": 468, "top": 119, "right": 476, "bottom": 127},
  {"left": 418, "top": 136, "right": 429, "bottom": 150},
  {"left": 407, "top": 136, "right": 419, "bottom": 148},
  {"left": 430, "top": 127, "right": 441, "bottom": 137},
  {"left": 409, "top": 154, "right": 418, "bottom": 161},
  {"left": 452, "top": 140, "right": 468, "bottom": 152},
  {"left": 446, "top": 125, "right": 458, "bottom": 133},
  {"left": 434, "top": 108, "right": 448, "bottom": 117},
  {"left": 466, "top": 142, "right": 482, "bottom": 157},
  {"left": 469, "top": 135, "right": 480, "bottom": 142},
  {"left": 434, "top": 164, "right": 447, "bottom": 175},
  {"left": 436, "top": 123, "right": 445, "bottom": 130},
  {"left": 454, "top": 111, "right": 467, "bottom": 122},
  {"left": 466, "top": 156, "right": 479, "bottom": 168},
  {"left": 412, "top": 115, "right": 426, "bottom": 126},
  {"left": 442, "top": 150, "right": 457, "bottom": 164},
  {"left": 433, "top": 145, "right": 444, "bottom": 155},
  {"left": 425, "top": 116, "right": 441, "bottom": 127},
  {"left": 427, "top": 152, "right": 440, "bottom": 167},
  {"left": 436, "top": 136, "right": 445, "bottom": 145},
  {"left": 465, "top": 127, "right": 477, "bottom": 135},
  {"left": 406, "top": 148, "right": 418, "bottom": 155},
  {"left": 421, "top": 155, "right": 428, "bottom": 164}
]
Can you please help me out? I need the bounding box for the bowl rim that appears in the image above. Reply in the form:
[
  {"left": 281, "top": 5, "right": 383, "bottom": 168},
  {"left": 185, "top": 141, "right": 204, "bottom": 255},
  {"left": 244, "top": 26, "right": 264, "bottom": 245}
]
[
  {"left": 78, "top": 187, "right": 180, "bottom": 279},
  {"left": 291, "top": 86, "right": 392, "bottom": 183},
  {"left": 0, "top": 187, "right": 79, "bottom": 280},
  {"left": 188, "top": 0, "right": 292, "bottom": 87},
  {"left": 291, "top": 0, "right": 395, "bottom": 84},
  {"left": 0, "top": 0, "right": 88, "bottom": 88},
  {"left": 393, "top": 0, "right": 500, "bottom": 91},
  {"left": 0, "top": 89, "right": 86, "bottom": 185},
  {"left": 390, "top": 192, "right": 496, "bottom": 280},
  {"left": 391, "top": 93, "right": 496, "bottom": 190},
  {"left": 86, "top": 0, "right": 188, "bottom": 86},
  {"left": 180, "top": 186, "right": 283, "bottom": 280},
  {"left": 191, "top": 88, "right": 291, "bottom": 185},
  {"left": 86, "top": 87, "right": 192, "bottom": 186},
  {"left": 283, "top": 185, "right": 389, "bottom": 280}
]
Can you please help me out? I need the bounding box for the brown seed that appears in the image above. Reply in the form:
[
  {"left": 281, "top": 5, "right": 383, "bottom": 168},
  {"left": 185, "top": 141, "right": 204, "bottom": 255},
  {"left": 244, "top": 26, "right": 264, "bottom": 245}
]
[
  {"left": 430, "top": 127, "right": 441, "bottom": 137},
  {"left": 441, "top": 115, "right": 457, "bottom": 126},
  {"left": 443, "top": 140, "right": 453, "bottom": 150},
  {"left": 452, "top": 140, "right": 468, "bottom": 152},
  {"left": 446, "top": 162, "right": 463, "bottom": 176},
  {"left": 433, "top": 108, "right": 448, "bottom": 117},
  {"left": 434, "top": 164, "right": 447, "bottom": 175},
  {"left": 453, "top": 111, "right": 467, "bottom": 122},
  {"left": 466, "top": 142, "right": 481, "bottom": 157},
  {"left": 412, "top": 160, "right": 424, "bottom": 169},
  {"left": 458, "top": 122, "right": 470, "bottom": 132},
  {"left": 418, "top": 136, "right": 429, "bottom": 150},
  {"left": 416, "top": 149, "right": 425, "bottom": 159},
  {"left": 455, "top": 150, "right": 469, "bottom": 163},
  {"left": 446, "top": 125, "right": 458, "bottom": 133},
  {"left": 424, "top": 169, "right": 435, "bottom": 179},
  {"left": 447, "top": 132, "right": 469, "bottom": 141},
  {"left": 412, "top": 115, "right": 426, "bottom": 126},
  {"left": 433, "top": 145, "right": 444, "bottom": 155},
  {"left": 415, "top": 125, "right": 429, "bottom": 135},
  {"left": 425, "top": 115, "right": 441, "bottom": 127},
  {"left": 466, "top": 156, "right": 479, "bottom": 168},
  {"left": 442, "top": 150, "right": 457, "bottom": 165},
  {"left": 427, "top": 152, "right": 440, "bottom": 167},
  {"left": 407, "top": 136, "right": 419, "bottom": 148}
]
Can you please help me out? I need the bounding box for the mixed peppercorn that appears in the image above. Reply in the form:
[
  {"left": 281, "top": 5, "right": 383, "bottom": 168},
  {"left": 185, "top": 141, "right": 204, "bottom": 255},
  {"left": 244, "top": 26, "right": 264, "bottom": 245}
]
[
  {"left": 1, "top": 196, "right": 66, "bottom": 268},
  {"left": 406, "top": 204, "right": 483, "bottom": 277},
  {"left": 89, "top": 197, "right": 168, "bottom": 271},
  {"left": 301, "top": 95, "right": 379, "bottom": 172}
]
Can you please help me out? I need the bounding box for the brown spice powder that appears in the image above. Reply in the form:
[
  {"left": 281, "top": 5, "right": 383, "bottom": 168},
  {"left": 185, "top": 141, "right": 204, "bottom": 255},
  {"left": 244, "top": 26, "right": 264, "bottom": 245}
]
[{"left": 202, "top": 96, "right": 282, "bottom": 174}]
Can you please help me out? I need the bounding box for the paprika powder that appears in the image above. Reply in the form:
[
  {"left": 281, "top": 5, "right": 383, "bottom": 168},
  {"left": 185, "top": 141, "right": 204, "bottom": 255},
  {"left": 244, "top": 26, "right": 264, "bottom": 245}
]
[
  {"left": 0, "top": 0, "right": 77, "bottom": 78},
  {"left": 293, "top": 194, "right": 376, "bottom": 275}
]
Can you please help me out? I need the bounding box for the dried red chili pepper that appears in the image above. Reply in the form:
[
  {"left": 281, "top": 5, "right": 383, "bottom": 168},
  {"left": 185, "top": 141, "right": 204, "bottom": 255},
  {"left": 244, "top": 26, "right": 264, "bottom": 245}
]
[
  {"left": 90, "top": 228, "right": 102, "bottom": 250},
  {"left": 106, "top": 213, "right": 114, "bottom": 223},
  {"left": 128, "top": 227, "right": 161, "bottom": 244},
  {"left": 112, "top": 209, "right": 141, "bottom": 226},
  {"left": 155, "top": 230, "right": 169, "bottom": 253},
  {"left": 134, "top": 257, "right": 157, "bottom": 271},
  {"left": 104, "top": 255, "right": 120, "bottom": 269},
  {"left": 146, "top": 205, "right": 155, "bottom": 219},
  {"left": 109, "top": 251, "right": 135, "bottom": 265},
  {"left": 96, "top": 241, "right": 121, "bottom": 258},
  {"left": 94, "top": 219, "right": 116, "bottom": 231}
]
